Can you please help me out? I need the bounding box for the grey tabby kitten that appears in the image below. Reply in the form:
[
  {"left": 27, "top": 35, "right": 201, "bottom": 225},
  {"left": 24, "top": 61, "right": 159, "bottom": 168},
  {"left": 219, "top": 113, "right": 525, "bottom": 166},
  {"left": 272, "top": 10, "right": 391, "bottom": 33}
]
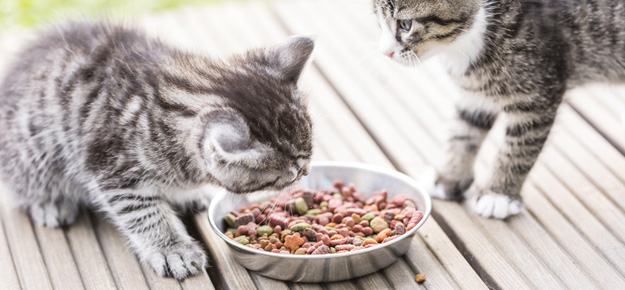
[
  {"left": 0, "top": 21, "right": 314, "bottom": 279},
  {"left": 374, "top": 0, "right": 625, "bottom": 219}
]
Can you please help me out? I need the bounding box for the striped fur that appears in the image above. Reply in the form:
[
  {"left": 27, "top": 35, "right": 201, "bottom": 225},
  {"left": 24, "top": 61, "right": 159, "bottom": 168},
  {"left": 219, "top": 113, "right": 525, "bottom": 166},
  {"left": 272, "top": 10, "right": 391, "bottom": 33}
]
[
  {"left": 0, "top": 21, "right": 314, "bottom": 279},
  {"left": 375, "top": 0, "right": 625, "bottom": 219}
]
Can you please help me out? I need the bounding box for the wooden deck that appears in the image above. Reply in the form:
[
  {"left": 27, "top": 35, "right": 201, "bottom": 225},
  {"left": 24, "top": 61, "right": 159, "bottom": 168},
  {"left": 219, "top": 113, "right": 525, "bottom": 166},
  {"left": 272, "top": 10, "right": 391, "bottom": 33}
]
[{"left": 2, "top": 0, "right": 625, "bottom": 289}]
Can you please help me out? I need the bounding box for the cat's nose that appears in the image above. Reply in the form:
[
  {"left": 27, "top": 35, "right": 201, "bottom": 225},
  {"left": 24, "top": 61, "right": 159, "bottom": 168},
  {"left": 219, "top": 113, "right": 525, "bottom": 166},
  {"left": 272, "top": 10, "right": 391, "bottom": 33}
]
[{"left": 384, "top": 51, "right": 395, "bottom": 58}]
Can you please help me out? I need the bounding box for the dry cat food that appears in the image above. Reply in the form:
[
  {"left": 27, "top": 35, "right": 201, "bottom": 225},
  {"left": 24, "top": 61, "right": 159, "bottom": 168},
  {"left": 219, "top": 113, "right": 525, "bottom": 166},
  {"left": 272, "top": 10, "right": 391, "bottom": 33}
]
[{"left": 222, "top": 180, "right": 424, "bottom": 255}]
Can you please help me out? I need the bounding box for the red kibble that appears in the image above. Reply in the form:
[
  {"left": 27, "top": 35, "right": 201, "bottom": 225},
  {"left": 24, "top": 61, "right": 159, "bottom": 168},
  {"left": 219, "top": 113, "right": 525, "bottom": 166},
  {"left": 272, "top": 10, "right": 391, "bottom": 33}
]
[
  {"left": 344, "top": 217, "right": 355, "bottom": 228},
  {"left": 363, "top": 227, "right": 374, "bottom": 236},
  {"left": 406, "top": 211, "right": 424, "bottom": 231},
  {"left": 359, "top": 220, "right": 369, "bottom": 227},
  {"left": 332, "top": 213, "right": 344, "bottom": 223},
  {"left": 353, "top": 225, "right": 364, "bottom": 232}
]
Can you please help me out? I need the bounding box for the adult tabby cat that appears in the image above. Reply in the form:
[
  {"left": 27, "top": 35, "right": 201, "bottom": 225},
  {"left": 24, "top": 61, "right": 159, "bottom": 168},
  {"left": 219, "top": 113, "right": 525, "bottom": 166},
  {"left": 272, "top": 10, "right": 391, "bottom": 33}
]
[
  {"left": 374, "top": 0, "right": 625, "bottom": 219},
  {"left": 0, "top": 21, "right": 314, "bottom": 279}
]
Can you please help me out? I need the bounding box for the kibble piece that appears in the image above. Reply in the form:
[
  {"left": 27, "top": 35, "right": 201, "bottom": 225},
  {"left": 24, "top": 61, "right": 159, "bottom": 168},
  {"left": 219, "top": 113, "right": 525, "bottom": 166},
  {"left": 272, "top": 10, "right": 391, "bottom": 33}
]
[
  {"left": 284, "top": 233, "right": 305, "bottom": 251},
  {"left": 257, "top": 225, "right": 274, "bottom": 237},
  {"left": 415, "top": 273, "right": 426, "bottom": 283},
  {"left": 295, "top": 197, "right": 309, "bottom": 215},
  {"left": 234, "top": 213, "right": 254, "bottom": 228},
  {"left": 290, "top": 222, "right": 312, "bottom": 232},
  {"left": 306, "top": 209, "right": 322, "bottom": 215},
  {"left": 224, "top": 213, "right": 236, "bottom": 227},
  {"left": 370, "top": 217, "right": 389, "bottom": 233},
  {"left": 234, "top": 236, "right": 249, "bottom": 245},
  {"left": 361, "top": 213, "right": 375, "bottom": 221},
  {"left": 311, "top": 245, "right": 330, "bottom": 255}
]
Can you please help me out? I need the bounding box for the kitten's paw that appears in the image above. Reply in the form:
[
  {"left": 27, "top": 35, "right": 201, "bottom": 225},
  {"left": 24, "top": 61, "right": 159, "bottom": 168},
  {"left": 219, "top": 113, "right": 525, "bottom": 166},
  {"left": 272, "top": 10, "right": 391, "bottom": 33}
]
[
  {"left": 468, "top": 191, "right": 522, "bottom": 219},
  {"left": 419, "top": 167, "right": 472, "bottom": 201},
  {"left": 29, "top": 199, "right": 79, "bottom": 228},
  {"left": 145, "top": 241, "right": 207, "bottom": 280}
]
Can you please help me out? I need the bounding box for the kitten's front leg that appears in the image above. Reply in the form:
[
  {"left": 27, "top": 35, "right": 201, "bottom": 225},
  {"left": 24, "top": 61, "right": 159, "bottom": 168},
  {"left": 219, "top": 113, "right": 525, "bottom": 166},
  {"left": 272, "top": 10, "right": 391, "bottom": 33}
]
[
  {"left": 422, "top": 95, "right": 499, "bottom": 200},
  {"left": 469, "top": 98, "right": 560, "bottom": 219},
  {"left": 95, "top": 188, "right": 207, "bottom": 280}
]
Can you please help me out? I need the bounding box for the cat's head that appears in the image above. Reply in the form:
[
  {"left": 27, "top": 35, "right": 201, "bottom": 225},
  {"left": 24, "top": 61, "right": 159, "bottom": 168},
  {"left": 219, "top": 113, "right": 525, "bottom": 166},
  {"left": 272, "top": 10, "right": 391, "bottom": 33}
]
[
  {"left": 201, "top": 37, "right": 314, "bottom": 194},
  {"left": 373, "top": 0, "right": 484, "bottom": 65}
]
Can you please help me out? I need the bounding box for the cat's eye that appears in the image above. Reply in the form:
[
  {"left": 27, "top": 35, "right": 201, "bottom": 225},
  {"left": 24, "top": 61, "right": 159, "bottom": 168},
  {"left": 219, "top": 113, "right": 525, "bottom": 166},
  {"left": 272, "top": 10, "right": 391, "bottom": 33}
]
[{"left": 398, "top": 19, "right": 412, "bottom": 32}]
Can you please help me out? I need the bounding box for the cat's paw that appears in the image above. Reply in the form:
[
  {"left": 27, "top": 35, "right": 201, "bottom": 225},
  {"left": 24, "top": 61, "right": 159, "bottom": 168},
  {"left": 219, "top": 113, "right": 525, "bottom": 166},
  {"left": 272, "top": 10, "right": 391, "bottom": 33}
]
[
  {"left": 468, "top": 190, "right": 522, "bottom": 219},
  {"left": 29, "top": 199, "right": 79, "bottom": 228},
  {"left": 144, "top": 241, "right": 207, "bottom": 280},
  {"left": 419, "top": 167, "right": 472, "bottom": 201}
]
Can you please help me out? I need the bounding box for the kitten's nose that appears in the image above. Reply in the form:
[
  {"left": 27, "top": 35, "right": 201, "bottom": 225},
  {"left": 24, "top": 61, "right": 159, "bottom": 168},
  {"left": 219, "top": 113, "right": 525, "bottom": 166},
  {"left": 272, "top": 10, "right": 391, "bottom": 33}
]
[{"left": 384, "top": 50, "right": 394, "bottom": 58}]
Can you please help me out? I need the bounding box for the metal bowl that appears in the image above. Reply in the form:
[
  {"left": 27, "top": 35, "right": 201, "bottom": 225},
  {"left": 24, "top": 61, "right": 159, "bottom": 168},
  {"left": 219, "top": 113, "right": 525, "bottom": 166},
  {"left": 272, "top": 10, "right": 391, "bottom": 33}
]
[{"left": 207, "top": 161, "right": 432, "bottom": 282}]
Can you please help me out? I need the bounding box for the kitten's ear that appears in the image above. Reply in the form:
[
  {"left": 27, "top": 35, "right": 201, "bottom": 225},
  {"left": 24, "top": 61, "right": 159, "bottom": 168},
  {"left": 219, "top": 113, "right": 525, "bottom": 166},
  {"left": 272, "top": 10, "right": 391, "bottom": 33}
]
[
  {"left": 203, "top": 110, "right": 268, "bottom": 164},
  {"left": 205, "top": 111, "right": 251, "bottom": 154},
  {"left": 270, "top": 36, "right": 315, "bottom": 82}
]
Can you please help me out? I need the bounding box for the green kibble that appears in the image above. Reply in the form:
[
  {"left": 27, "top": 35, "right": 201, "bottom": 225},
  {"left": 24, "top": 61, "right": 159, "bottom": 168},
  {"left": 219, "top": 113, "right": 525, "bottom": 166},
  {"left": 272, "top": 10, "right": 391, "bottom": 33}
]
[
  {"left": 330, "top": 247, "right": 336, "bottom": 254},
  {"left": 306, "top": 209, "right": 322, "bottom": 215},
  {"left": 224, "top": 213, "right": 236, "bottom": 227},
  {"left": 234, "top": 236, "right": 249, "bottom": 245},
  {"left": 356, "top": 236, "right": 367, "bottom": 241},
  {"left": 361, "top": 213, "right": 376, "bottom": 221},
  {"left": 325, "top": 227, "right": 335, "bottom": 231},
  {"left": 332, "top": 193, "right": 344, "bottom": 201},
  {"left": 320, "top": 201, "right": 329, "bottom": 208},
  {"left": 257, "top": 225, "right": 273, "bottom": 236},
  {"left": 370, "top": 217, "right": 389, "bottom": 233},
  {"left": 295, "top": 197, "right": 309, "bottom": 215},
  {"left": 290, "top": 222, "right": 312, "bottom": 231}
]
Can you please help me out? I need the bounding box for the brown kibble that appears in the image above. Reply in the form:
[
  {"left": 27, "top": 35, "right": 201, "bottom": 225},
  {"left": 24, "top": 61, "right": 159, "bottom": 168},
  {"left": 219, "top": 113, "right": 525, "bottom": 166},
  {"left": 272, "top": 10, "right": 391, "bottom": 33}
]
[
  {"left": 330, "top": 234, "right": 345, "bottom": 240},
  {"left": 284, "top": 233, "right": 305, "bottom": 251},
  {"left": 415, "top": 273, "right": 426, "bottom": 283},
  {"left": 375, "top": 228, "right": 392, "bottom": 243},
  {"left": 362, "top": 238, "right": 378, "bottom": 246}
]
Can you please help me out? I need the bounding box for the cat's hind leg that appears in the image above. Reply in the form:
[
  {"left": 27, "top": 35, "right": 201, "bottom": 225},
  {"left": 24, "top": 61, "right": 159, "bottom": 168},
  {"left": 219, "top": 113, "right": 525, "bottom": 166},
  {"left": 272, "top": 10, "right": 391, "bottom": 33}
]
[{"left": 422, "top": 94, "right": 499, "bottom": 200}]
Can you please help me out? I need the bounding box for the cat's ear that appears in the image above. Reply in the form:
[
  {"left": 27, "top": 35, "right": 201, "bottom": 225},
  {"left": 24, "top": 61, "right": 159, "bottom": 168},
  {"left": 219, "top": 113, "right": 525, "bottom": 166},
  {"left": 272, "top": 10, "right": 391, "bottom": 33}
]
[
  {"left": 270, "top": 36, "right": 315, "bottom": 82},
  {"left": 203, "top": 110, "right": 268, "bottom": 164}
]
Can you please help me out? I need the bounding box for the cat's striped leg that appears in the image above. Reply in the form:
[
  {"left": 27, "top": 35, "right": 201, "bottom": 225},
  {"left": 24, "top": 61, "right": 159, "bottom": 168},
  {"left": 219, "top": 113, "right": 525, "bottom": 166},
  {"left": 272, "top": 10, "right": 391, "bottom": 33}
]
[
  {"left": 422, "top": 95, "right": 499, "bottom": 200},
  {"left": 95, "top": 188, "right": 207, "bottom": 280},
  {"left": 469, "top": 98, "right": 560, "bottom": 219}
]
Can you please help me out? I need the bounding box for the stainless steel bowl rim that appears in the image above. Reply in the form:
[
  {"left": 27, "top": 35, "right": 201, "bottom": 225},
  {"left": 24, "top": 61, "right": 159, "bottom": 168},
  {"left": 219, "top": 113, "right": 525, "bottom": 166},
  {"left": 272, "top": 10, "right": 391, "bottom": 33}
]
[{"left": 207, "top": 161, "right": 432, "bottom": 260}]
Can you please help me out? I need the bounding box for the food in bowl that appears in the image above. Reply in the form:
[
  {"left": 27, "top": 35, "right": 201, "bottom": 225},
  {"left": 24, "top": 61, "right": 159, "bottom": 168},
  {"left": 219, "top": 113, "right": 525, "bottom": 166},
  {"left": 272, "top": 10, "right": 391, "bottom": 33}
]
[{"left": 222, "top": 180, "right": 424, "bottom": 255}]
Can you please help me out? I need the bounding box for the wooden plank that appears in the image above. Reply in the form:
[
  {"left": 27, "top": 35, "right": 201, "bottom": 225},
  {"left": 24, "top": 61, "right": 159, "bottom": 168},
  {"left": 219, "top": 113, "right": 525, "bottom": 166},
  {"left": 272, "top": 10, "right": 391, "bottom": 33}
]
[
  {"left": 0, "top": 191, "right": 53, "bottom": 290},
  {"left": 557, "top": 106, "right": 625, "bottom": 209},
  {"left": 523, "top": 184, "right": 625, "bottom": 288},
  {"left": 403, "top": 231, "right": 460, "bottom": 290},
  {"left": 33, "top": 223, "right": 84, "bottom": 289},
  {"left": 567, "top": 87, "right": 625, "bottom": 152},
  {"left": 354, "top": 272, "right": 392, "bottom": 290},
  {"left": 539, "top": 138, "right": 625, "bottom": 244},
  {"left": 381, "top": 260, "right": 424, "bottom": 290},
  {"left": 0, "top": 200, "right": 21, "bottom": 290},
  {"left": 64, "top": 210, "right": 124, "bottom": 290},
  {"left": 92, "top": 215, "right": 151, "bottom": 290}
]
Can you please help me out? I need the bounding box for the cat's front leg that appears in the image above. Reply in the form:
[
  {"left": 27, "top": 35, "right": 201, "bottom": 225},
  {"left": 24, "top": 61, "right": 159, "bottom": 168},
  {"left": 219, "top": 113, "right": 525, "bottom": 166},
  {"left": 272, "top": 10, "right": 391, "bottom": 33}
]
[
  {"left": 95, "top": 188, "right": 207, "bottom": 280},
  {"left": 468, "top": 97, "right": 561, "bottom": 219},
  {"left": 421, "top": 95, "right": 499, "bottom": 200}
]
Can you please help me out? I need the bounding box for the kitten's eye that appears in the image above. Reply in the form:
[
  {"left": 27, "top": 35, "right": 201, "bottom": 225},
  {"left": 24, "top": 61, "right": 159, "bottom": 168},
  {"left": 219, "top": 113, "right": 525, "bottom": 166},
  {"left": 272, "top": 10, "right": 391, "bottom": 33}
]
[{"left": 398, "top": 19, "right": 412, "bottom": 32}]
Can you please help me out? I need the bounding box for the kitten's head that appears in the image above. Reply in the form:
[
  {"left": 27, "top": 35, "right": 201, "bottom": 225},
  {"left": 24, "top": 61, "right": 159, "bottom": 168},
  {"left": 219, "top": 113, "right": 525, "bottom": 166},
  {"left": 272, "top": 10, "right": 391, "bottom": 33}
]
[
  {"left": 202, "top": 37, "right": 314, "bottom": 194},
  {"left": 374, "top": 0, "right": 482, "bottom": 65}
]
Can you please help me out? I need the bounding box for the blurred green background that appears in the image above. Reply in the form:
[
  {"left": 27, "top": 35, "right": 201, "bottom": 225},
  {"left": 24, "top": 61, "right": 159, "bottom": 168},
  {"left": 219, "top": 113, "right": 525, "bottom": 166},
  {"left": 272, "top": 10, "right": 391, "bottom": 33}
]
[{"left": 1, "top": 0, "right": 248, "bottom": 30}]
